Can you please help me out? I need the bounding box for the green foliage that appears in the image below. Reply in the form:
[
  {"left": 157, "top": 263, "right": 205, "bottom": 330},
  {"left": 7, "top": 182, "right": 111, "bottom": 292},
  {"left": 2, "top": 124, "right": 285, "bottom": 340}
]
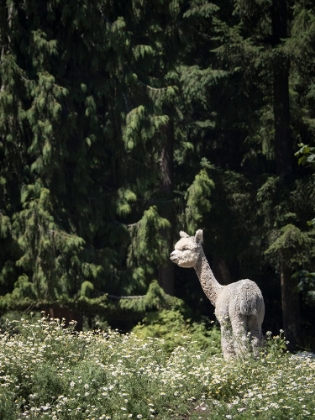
[
  {"left": 133, "top": 309, "right": 221, "bottom": 353},
  {"left": 296, "top": 270, "right": 315, "bottom": 306},
  {"left": 185, "top": 168, "right": 215, "bottom": 234},
  {"left": 264, "top": 330, "right": 289, "bottom": 357},
  {"left": 118, "top": 280, "right": 181, "bottom": 313},
  {"left": 129, "top": 206, "right": 171, "bottom": 270},
  {"left": 295, "top": 143, "right": 315, "bottom": 165},
  {"left": 116, "top": 188, "right": 137, "bottom": 217},
  {"left": 80, "top": 281, "right": 94, "bottom": 298},
  {"left": 8, "top": 181, "right": 96, "bottom": 300},
  {"left": 123, "top": 105, "right": 147, "bottom": 150},
  {"left": 183, "top": 1, "right": 219, "bottom": 19},
  {"left": 265, "top": 224, "right": 315, "bottom": 268},
  {"left": 11, "top": 274, "right": 36, "bottom": 300},
  {"left": 0, "top": 214, "right": 11, "bottom": 238}
]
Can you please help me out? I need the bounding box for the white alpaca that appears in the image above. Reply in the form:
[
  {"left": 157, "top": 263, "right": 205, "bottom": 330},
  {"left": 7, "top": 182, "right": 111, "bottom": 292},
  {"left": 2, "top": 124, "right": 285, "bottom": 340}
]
[{"left": 170, "top": 229, "right": 265, "bottom": 359}]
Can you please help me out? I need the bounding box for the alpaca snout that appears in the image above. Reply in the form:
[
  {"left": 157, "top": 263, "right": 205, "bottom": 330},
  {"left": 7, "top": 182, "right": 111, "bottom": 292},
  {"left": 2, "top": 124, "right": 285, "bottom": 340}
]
[{"left": 170, "top": 250, "right": 179, "bottom": 263}]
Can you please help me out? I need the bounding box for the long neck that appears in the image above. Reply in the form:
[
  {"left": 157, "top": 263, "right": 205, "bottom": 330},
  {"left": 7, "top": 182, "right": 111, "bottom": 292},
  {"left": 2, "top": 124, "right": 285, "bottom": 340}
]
[{"left": 194, "top": 252, "right": 223, "bottom": 307}]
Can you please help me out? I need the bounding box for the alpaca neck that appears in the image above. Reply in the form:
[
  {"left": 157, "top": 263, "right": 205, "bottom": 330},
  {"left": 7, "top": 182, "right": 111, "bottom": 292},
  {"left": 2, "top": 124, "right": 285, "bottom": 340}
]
[{"left": 194, "top": 252, "right": 223, "bottom": 307}]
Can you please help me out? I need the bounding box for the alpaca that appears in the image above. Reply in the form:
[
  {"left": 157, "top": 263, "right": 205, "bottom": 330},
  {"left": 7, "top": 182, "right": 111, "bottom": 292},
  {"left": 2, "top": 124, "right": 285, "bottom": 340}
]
[{"left": 170, "top": 229, "right": 265, "bottom": 359}]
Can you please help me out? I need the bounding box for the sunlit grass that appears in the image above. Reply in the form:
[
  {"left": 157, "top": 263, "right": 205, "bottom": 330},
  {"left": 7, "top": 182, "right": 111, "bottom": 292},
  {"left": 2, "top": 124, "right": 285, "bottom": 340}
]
[{"left": 0, "top": 316, "right": 314, "bottom": 419}]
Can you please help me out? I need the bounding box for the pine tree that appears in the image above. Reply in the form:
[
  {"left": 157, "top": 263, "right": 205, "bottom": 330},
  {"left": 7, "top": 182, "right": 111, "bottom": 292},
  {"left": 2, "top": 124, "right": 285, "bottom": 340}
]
[{"left": 0, "top": 0, "right": 133, "bottom": 321}]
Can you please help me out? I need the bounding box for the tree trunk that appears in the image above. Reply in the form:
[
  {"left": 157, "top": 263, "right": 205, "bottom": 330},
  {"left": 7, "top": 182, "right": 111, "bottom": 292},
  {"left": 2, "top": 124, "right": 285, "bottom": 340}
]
[
  {"left": 0, "top": 0, "right": 12, "bottom": 70},
  {"left": 49, "top": 305, "right": 83, "bottom": 331},
  {"left": 212, "top": 255, "right": 231, "bottom": 285},
  {"left": 279, "top": 255, "right": 300, "bottom": 350},
  {"left": 273, "top": 63, "right": 292, "bottom": 175},
  {"left": 272, "top": 0, "right": 300, "bottom": 347},
  {"left": 158, "top": 119, "right": 174, "bottom": 296},
  {"left": 272, "top": 0, "right": 292, "bottom": 176}
]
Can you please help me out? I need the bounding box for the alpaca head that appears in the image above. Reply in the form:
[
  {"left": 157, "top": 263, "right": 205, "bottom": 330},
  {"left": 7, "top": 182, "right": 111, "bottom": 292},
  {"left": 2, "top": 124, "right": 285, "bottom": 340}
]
[{"left": 170, "top": 229, "right": 204, "bottom": 268}]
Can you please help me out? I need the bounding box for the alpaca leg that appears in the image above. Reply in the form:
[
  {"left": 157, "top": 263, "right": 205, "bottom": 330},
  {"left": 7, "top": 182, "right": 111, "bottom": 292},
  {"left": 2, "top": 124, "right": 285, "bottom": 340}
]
[
  {"left": 220, "top": 325, "right": 236, "bottom": 360},
  {"left": 231, "top": 315, "right": 248, "bottom": 357},
  {"left": 248, "top": 315, "right": 263, "bottom": 356}
]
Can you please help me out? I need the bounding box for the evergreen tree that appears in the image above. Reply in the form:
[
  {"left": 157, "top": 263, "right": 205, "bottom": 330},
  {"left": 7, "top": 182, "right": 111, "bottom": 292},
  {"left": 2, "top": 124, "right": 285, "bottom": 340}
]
[
  {"left": 217, "top": 0, "right": 315, "bottom": 347},
  {"left": 0, "top": 0, "right": 132, "bottom": 321},
  {"left": 1, "top": 0, "right": 315, "bottom": 346}
]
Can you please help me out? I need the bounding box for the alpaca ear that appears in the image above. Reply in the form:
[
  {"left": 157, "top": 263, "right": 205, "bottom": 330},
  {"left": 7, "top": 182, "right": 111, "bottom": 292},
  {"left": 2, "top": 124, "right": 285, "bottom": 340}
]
[
  {"left": 195, "top": 229, "right": 203, "bottom": 244},
  {"left": 179, "top": 231, "right": 190, "bottom": 238}
]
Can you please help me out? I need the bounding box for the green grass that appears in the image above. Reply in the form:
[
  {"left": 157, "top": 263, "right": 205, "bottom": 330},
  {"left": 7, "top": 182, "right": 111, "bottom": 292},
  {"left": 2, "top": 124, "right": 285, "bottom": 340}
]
[{"left": 0, "top": 316, "right": 314, "bottom": 419}]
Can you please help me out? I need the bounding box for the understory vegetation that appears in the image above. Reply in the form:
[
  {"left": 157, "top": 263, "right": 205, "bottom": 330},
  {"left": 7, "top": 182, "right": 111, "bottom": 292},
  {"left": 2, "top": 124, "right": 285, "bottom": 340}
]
[{"left": 0, "top": 316, "right": 314, "bottom": 419}]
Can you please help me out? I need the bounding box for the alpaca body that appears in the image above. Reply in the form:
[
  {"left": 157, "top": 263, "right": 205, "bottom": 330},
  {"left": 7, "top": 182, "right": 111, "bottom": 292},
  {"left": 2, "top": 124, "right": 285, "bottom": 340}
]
[
  {"left": 215, "top": 279, "right": 265, "bottom": 358},
  {"left": 170, "top": 230, "right": 265, "bottom": 359}
]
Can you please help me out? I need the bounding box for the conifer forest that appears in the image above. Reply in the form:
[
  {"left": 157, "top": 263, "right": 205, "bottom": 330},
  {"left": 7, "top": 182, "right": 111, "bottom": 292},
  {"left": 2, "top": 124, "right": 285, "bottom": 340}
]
[{"left": 1, "top": 0, "right": 315, "bottom": 351}]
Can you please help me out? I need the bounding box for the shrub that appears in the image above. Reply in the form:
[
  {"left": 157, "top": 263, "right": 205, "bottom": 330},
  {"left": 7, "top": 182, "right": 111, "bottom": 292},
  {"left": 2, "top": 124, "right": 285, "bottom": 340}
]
[
  {"left": 132, "top": 309, "right": 221, "bottom": 353},
  {"left": 0, "top": 316, "right": 314, "bottom": 419}
]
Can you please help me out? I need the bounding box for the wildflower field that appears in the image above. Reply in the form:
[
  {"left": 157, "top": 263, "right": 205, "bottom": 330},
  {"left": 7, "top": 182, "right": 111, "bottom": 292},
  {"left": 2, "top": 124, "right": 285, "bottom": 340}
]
[{"left": 0, "top": 316, "right": 314, "bottom": 419}]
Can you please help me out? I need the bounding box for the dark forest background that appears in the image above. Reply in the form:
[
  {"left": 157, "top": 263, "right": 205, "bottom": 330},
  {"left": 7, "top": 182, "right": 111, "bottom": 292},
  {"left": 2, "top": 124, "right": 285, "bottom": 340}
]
[{"left": 1, "top": 0, "right": 315, "bottom": 350}]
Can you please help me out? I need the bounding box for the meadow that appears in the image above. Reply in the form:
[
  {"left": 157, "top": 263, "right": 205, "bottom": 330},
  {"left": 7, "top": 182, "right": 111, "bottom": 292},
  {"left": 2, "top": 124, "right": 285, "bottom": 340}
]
[{"left": 0, "top": 315, "right": 314, "bottom": 419}]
